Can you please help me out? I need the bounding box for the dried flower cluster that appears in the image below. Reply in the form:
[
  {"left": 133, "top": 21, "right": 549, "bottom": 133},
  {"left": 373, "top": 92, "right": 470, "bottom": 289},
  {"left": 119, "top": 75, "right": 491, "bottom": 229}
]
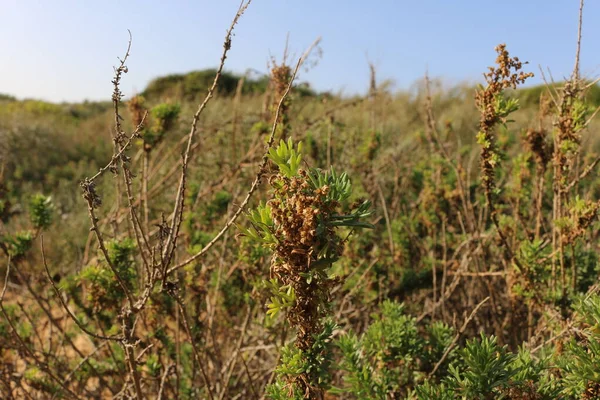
[
  {"left": 555, "top": 81, "right": 582, "bottom": 165},
  {"left": 562, "top": 199, "right": 600, "bottom": 244},
  {"left": 271, "top": 62, "right": 292, "bottom": 140},
  {"left": 269, "top": 170, "right": 340, "bottom": 351},
  {"left": 128, "top": 95, "right": 146, "bottom": 127},
  {"left": 475, "top": 44, "right": 534, "bottom": 193},
  {"left": 526, "top": 128, "right": 551, "bottom": 173},
  {"left": 243, "top": 139, "right": 372, "bottom": 398}
]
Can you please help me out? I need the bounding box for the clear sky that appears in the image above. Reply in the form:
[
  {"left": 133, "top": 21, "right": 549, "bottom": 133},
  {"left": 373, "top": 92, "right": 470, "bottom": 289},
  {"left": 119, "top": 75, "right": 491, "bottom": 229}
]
[{"left": 2, "top": 1, "right": 599, "bottom": 103}]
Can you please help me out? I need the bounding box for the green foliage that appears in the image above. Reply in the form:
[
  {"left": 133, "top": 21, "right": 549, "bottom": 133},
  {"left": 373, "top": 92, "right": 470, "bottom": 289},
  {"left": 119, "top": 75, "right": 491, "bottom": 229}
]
[
  {"left": 560, "top": 295, "right": 600, "bottom": 397},
  {"left": 210, "top": 190, "right": 233, "bottom": 216},
  {"left": 306, "top": 167, "right": 351, "bottom": 202},
  {"left": 265, "top": 379, "right": 304, "bottom": 400},
  {"left": 363, "top": 301, "right": 423, "bottom": 364},
  {"left": 493, "top": 94, "right": 520, "bottom": 123},
  {"left": 68, "top": 238, "right": 138, "bottom": 322},
  {"left": 17, "top": 318, "right": 33, "bottom": 340},
  {"left": 332, "top": 297, "right": 600, "bottom": 399},
  {"left": 145, "top": 353, "right": 161, "bottom": 377},
  {"left": 426, "top": 322, "right": 456, "bottom": 369},
  {"left": 334, "top": 333, "right": 379, "bottom": 399},
  {"left": 240, "top": 202, "right": 277, "bottom": 245},
  {"left": 0, "top": 93, "right": 16, "bottom": 102},
  {"left": 517, "top": 82, "right": 600, "bottom": 108},
  {"left": 24, "top": 366, "right": 60, "bottom": 395},
  {"left": 29, "top": 193, "right": 53, "bottom": 230},
  {"left": 141, "top": 102, "right": 181, "bottom": 149},
  {"left": 514, "top": 239, "right": 553, "bottom": 299},
  {"left": 268, "top": 139, "right": 303, "bottom": 178},
  {"left": 447, "top": 334, "right": 518, "bottom": 398},
  {"left": 334, "top": 301, "right": 455, "bottom": 398},
  {"left": 570, "top": 247, "right": 599, "bottom": 293},
  {"left": 78, "top": 264, "right": 126, "bottom": 311},
  {"left": 142, "top": 69, "right": 271, "bottom": 100},
  {"left": 184, "top": 189, "right": 232, "bottom": 252},
  {"left": 251, "top": 120, "right": 271, "bottom": 136},
  {"left": 414, "top": 381, "right": 456, "bottom": 400},
  {"left": 360, "top": 130, "right": 382, "bottom": 161},
  {"left": 307, "top": 168, "right": 373, "bottom": 228},
  {"left": 264, "top": 278, "right": 295, "bottom": 319},
  {"left": 2, "top": 230, "right": 33, "bottom": 259},
  {"left": 107, "top": 238, "right": 137, "bottom": 288},
  {"left": 150, "top": 103, "right": 180, "bottom": 132},
  {"left": 185, "top": 189, "right": 232, "bottom": 226},
  {"left": 571, "top": 99, "right": 591, "bottom": 133},
  {"left": 305, "top": 320, "right": 337, "bottom": 388},
  {"left": 268, "top": 322, "right": 337, "bottom": 396}
]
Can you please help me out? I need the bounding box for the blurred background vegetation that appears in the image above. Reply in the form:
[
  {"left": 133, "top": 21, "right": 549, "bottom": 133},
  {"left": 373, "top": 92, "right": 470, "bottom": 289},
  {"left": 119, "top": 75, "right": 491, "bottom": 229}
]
[{"left": 2, "top": 58, "right": 600, "bottom": 398}]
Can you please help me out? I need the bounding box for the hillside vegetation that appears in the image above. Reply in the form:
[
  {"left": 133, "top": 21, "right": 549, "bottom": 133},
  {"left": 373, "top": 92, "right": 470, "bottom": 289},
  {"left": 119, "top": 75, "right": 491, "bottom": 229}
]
[{"left": 2, "top": 2, "right": 600, "bottom": 399}]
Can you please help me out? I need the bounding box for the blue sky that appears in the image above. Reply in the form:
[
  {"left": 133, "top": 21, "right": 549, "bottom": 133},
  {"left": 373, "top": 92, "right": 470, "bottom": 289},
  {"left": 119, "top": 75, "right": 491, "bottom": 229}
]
[{"left": 2, "top": 1, "right": 599, "bottom": 103}]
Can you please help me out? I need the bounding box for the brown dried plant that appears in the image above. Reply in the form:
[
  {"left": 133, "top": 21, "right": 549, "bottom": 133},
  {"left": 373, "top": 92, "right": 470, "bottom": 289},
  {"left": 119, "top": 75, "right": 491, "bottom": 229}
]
[
  {"left": 475, "top": 43, "right": 534, "bottom": 197},
  {"left": 271, "top": 61, "right": 293, "bottom": 140}
]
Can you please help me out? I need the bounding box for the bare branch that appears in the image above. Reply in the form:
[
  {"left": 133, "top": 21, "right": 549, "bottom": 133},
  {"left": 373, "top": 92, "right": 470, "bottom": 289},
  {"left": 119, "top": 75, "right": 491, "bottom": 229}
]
[
  {"left": 162, "top": 0, "right": 253, "bottom": 265},
  {"left": 1, "top": 258, "right": 80, "bottom": 400},
  {"left": 428, "top": 297, "right": 490, "bottom": 378},
  {"left": 167, "top": 50, "right": 308, "bottom": 275},
  {"left": 572, "top": 0, "right": 584, "bottom": 81},
  {"left": 41, "top": 236, "right": 124, "bottom": 341}
]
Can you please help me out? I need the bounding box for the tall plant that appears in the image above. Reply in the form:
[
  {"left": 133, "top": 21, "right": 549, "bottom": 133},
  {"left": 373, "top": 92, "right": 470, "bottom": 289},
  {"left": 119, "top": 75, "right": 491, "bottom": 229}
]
[{"left": 242, "top": 139, "right": 373, "bottom": 398}]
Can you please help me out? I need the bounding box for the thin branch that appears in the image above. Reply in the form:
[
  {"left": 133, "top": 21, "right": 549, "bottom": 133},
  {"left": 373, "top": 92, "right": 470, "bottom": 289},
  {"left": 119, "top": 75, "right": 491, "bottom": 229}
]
[
  {"left": 572, "top": 0, "right": 584, "bottom": 81},
  {"left": 9, "top": 262, "right": 112, "bottom": 391},
  {"left": 41, "top": 236, "right": 124, "bottom": 341},
  {"left": 89, "top": 112, "right": 147, "bottom": 182},
  {"left": 174, "top": 295, "right": 215, "bottom": 400},
  {"left": 55, "top": 342, "right": 109, "bottom": 399},
  {"left": 376, "top": 183, "right": 394, "bottom": 256},
  {"left": 124, "top": 338, "right": 144, "bottom": 400},
  {"left": 537, "top": 66, "right": 560, "bottom": 109},
  {"left": 82, "top": 193, "right": 136, "bottom": 309},
  {"left": 0, "top": 256, "right": 9, "bottom": 303},
  {"left": 112, "top": 30, "right": 132, "bottom": 139},
  {"left": 564, "top": 154, "right": 600, "bottom": 192},
  {"left": 167, "top": 49, "right": 308, "bottom": 275},
  {"left": 530, "top": 323, "right": 572, "bottom": 354},
  {"left": 162, "top": 0, "right": 253, "bottom": 264},
  {"left": 218, "top": 306, "right": 252, "bottom": 400},
  {"left": 0, "top": 259, "right": 80, "bottom": 400},
  {"left": 428, "top": 297, "right": 490, "bottom": 378},
  {"left": 157, "top": 364, "right": 175, "bottom": 400}
]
